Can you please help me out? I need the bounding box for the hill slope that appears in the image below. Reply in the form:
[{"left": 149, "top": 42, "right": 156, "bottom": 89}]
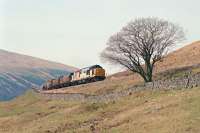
[
  {"left": 42, "top": 41, "right": 200, "bottom": 95},
  {"left": 0, "top": 49, "right": 77, "bottom": 101},
  {"left": 155, "top": 40, "right": 200, "bottom": 73},
  {"left": 111, "top": 41, "right": 200, "bottom": 77},
  {"left": 1, "top": 41, "right": 200, "bottom": 132},
  {"left": 0, "top": 87, "right": 200, "bottom": 132}
]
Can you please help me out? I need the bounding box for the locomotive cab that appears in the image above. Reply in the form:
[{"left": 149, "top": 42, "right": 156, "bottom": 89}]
[
  {"left": 71, "top": 65, "right": 106, "bottom": 83},
  {"left": 90, "top": 65, "right": 106, "bottom": 81}
]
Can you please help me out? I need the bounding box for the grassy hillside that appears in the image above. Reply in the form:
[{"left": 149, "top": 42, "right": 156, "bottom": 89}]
[
  {"left": 111, "top": 40, "right": 200, "bottom": 77},
  {"left": 43, "top": 41, "right": 200, "bottom": 95},
  {"left": 0, "top": 87, "right": 200, "bottom": 133},
  {"left": 42, "top": 64, "right": 200, "bottom": 96},
  {"left": 155, "top": 40, "right": 200, "bottom": 73},
  {"left": 1, "top": 41, "right": 200, "bottom": 132}
]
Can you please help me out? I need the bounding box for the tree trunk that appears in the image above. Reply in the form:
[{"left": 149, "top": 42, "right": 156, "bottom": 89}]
[
  {"left": 137, "top": 70, "right": 153, "bottom": 83},
  {"left": 136, "top": 57, "right": 153, "bottom": 83},
  {"left": 144, "top": 57, "right": 153, "bottom": 82}
]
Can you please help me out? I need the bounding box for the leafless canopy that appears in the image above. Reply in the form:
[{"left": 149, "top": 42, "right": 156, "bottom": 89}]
[{"left": 101, "top": 17, "right": 185, "bottom": 82}]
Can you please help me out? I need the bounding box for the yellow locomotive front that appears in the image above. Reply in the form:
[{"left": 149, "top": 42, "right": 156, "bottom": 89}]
[
  {"left": 92, "top": 67, "right": 105, "bottom": 79},
  {"left": 71, "top": 65, "right": 106, "bottom": 84}
]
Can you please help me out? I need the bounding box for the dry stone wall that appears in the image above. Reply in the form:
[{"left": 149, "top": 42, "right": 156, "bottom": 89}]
[{"left": 39, "top": 73, "right": 200, "bottom": 102}]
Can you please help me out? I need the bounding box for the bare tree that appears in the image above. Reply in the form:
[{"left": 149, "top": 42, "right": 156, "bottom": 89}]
[{"left": 101, "top": 17, "right": 185, "bottom": 82}]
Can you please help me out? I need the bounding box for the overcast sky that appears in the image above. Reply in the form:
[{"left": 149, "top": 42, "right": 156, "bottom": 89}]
[{"left": 0, "top": 0, "right": 200, "bottom": 74}]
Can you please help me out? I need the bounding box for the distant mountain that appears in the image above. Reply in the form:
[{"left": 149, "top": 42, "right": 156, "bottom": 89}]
[{"left": 0, "top": 49, "right": 77, "bottom": 101}]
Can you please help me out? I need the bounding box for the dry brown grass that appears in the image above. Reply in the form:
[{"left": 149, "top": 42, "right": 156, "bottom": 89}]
[
  {"left": 1, "top": 87, "right": 200, "bottom": 133},
  {"left": 155, "top": 41, "right": 200, "bottom": 73}
]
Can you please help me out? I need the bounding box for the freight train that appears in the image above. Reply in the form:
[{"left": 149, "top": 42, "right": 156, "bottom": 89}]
[{"left": 42, "top": 65, "right": 106, "bottom": 90}]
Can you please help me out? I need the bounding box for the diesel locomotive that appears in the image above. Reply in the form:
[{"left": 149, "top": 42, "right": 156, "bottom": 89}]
[{"left": 42, "top": 65, "right": 106, "bottom": 90}]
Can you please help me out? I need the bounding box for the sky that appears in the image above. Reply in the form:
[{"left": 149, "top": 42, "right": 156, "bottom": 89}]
[{"left": 0, "top": 0, "right": 200, "bottom": 74}]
